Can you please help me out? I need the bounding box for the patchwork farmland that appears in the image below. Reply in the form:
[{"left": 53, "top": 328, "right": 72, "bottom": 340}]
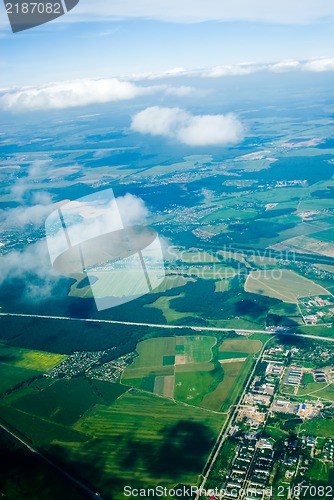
[{"left": 122, "top": 336, "right": 262, "bottom": 412}]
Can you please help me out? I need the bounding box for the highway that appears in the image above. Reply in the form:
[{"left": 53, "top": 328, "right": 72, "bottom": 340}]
[
  {"left": 0, "top": 311, "right": 271, "bottom": 334},
  {"left": 0, "top": 312, "right": 333, "bottom": 342}
]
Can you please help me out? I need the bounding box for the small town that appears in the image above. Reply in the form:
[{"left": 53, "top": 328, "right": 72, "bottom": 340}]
[{"left": 205, "top": 343, "right": 334, "bottom": 499}]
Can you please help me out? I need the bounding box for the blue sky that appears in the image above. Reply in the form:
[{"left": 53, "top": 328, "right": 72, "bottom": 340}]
[{"left": 1, "top": 0, "right": 334, "bottom": 87}]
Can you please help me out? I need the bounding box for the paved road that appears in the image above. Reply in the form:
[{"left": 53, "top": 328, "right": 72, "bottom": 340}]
[
  {"left": 0, "top": 312, "right": 333, "bottom": 343},
  {"left": 0, "top": 312, "right": 270, "bottom": 334}
]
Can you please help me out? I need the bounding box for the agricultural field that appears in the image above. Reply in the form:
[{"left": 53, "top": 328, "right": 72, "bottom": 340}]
[
  {"left": 273, "top": 234, "right": 334, "bottom": 257},
  {"left": 309, "top": 228, "right": 334, "bottom": 243},
  {"left": 0, "top": 343, "right": 67, "bottom": 372},
  {"left": 0, "top": 343, "right": 67, "bottom": 396},
  {"left": 90, "top": 269, "right": 153, "bottom": 298},
  {"left": 0, "top": 364, "right": 40, "bottom": 397},
  {"left": 0, "top": 378, "right": 224, "bottom": 500},
  {"left": 72, "top": 390, "right": 224, "bottom": 497},
  {"left": 219, "top": 338, "right": 263, "bottom": 355},
  {"left": 200, "top": 358, "right": 254, "bottom": 412},
  {"left": 315, "top": 263, "right": 334, "bottom": 274},
  {"left": 122, "top": 336, "right": 261, "bottom": 412},
  {"left": 268, "top": 302, "right": 305, "bottom": 326},
  {"left": 245, "top": 269, "right": 330, "bottom": 303},
  {"left": 5, "top": 378, "right": 129, "bottom": 426}
]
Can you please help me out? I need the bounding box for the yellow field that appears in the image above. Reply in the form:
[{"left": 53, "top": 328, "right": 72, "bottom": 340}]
[
  {"left": 15, "top": 351, "right": 67, "bottom": 371},
  {"left": 0, "top": 343, "right": 66, "bottom": 372}
]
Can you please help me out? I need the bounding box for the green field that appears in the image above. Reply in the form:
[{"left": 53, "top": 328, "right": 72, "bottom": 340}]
[
  {"left": 122, "top": 336, "right": 259, "bottom": 412},
  {"left": 297, "top": 381, "right": 327, "bottom": 396},
  {"left": 303, "top": 458, "right": 332, "bottom": 483},
  {"left": 308, "top": 383, "right": 334, "bottom": 401},
  {"left": 201, "top": 357, "right": 254, "bottom": 412},
  {"left": 200, "top": 207, "right": 256, "bottom": 223},
  {"left": 123, "top": 336, "right": 216, "bottom": 373},
  {"left": 91, "top": 269, "right": 154, "bottom": 298},
  {"left": 218, "top": 351, "right": 248, "bottom": 360},
  {"left": 69, "top": 273, "right": 193, "bottom": 299},
  {"left": 245, "top": 269, "right": 329, "bottom": 303},
  {"left": 219, "top": 338, "right": 263, "bottom": 354},
  {"left": 71, "top": 391, "right": 224, "bottom": 498},
  {"left": 299, "top": 418, "right": 334, "bottom": 438},
  {"left": 309, "top": 228, "right": 334, "bottom": 243},
  {"left": 7, "top": 378, "right": 129, "bottom": 426},
  {"left": 0, "top": 378, "right": 225, "bottom": 499},
  {"left": 0, "top": 343, "right": 69, "bottom": 397},
  {"left": 174, "top": 368, "right": 218, "bottom": 406},
  {"left": 296, "top": 372, "right": 316, "bottom": 395},
  {"left": 122, "top": 336, "right": 217, "bottom": 403},
  {"left": 0, "top": 343, "right": 67, "bottom": 372},
  {"left": 0, "top": 364, "right": 40, "bottom": 396}
]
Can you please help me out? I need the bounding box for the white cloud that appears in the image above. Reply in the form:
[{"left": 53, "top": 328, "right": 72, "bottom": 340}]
[
  {"left": 116, "top": 193, "right": 150, "bottom": 226},
  {"left": 0, "top": 240, "right": 60, "bottom": 301},
  {"left": 2, "top": 56, "right": 333, "bottom": 113},
  {"left": 269, "top": 59, "right": 301, "bottom": 73},
  {"left": 1, "top": 202, "right": 55, "bottom": 230},
  {"left": 201, "top": 57, "right": 334, "bottom": 76},
  {"left": 0, "top": 192, "right": 151, "bottom": 300},
  {"left": 178, "top": 114, "right": 244, "bottom": 146},
  {"left": 10, "top": 159, "right": 51, "bottom": 200},
  {"left": 203, "top": 64, "right": 264, "bottom": 77},
  {"left": 132, "top": 106, "right": 188, "bottom": 137},
  {"left": 164, "top": 85, "right": 194, "bottom": 97},
  {"left": 131, "top": 106, "right": 244, "bottom": 146},
  {"left": 302, "top": 57, "right": 334, "bottom": 72},
  {"left": 0, "top": 78, "right": 195, "bottom": 112},
  {"left": 0, "top": 78, "right": 154, "bottom": 111},
  {"left": 129, "top": 57, "right": 334, "bottom": 80},
  {"left": 71, "top": 0, "right": 334, "bottom": 25},
  {"left": 130, "top": 67, "right": 189, "bottom": 80}
]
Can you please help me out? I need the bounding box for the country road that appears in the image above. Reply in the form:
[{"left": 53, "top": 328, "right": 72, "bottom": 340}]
[{"left": 0, "top": 312, "right": 333, "bottom": 342}]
